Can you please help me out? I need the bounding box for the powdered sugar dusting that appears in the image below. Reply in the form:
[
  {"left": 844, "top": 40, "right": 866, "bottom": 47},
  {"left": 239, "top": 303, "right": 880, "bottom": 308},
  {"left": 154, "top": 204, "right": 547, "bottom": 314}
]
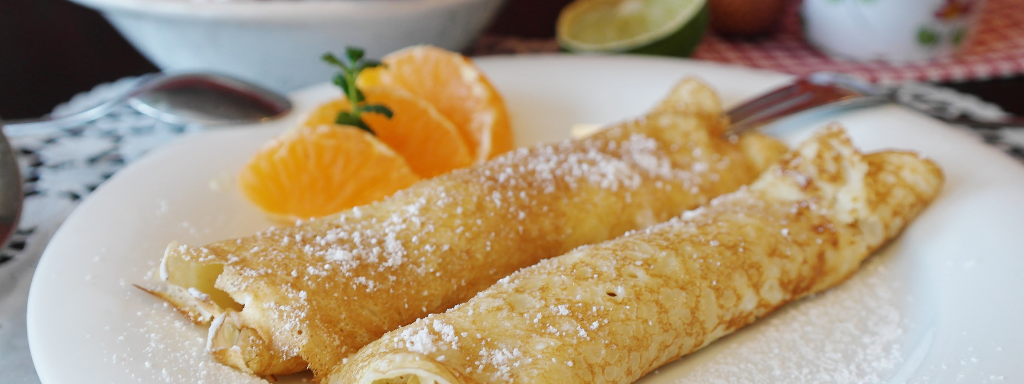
[
  {"left": 661, "top": 255, "right": 911, "bottom": 384},
  {"left": 112, "top": 287, "right": 311, "bottom": 383},
  {"left": 432, "top": 319, "right": 460, "bottom": 350},
  {"left": 478, "top": 347, "right": 532, "bottom": 382},
  {"left": 393, "top": 316, "right": 463, "bottom": 356},
  {"left": 170, "top": 116, "right": 743, "bottom": 374},
  {"left": 483, "top": 132, "right": 700, "bottom": 194},
  {"left": 399, "top": 327, "right": 438, "bottom": 355}
]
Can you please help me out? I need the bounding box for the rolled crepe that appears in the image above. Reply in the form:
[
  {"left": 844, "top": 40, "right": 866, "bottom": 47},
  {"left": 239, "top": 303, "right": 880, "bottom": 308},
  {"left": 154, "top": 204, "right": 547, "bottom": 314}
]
[
  {"left": 143, "top": 79, "right": 789, "bottom": 378},
  {"left": 329, "top": 126, "right": 944, "bottom": 384}
]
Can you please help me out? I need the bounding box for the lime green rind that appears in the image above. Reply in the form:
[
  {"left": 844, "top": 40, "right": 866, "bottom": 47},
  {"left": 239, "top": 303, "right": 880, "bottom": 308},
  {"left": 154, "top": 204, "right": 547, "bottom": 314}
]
[
  {"left": 627, "top": 3, "right": 708, "bottom": 57},
  {"left": 558, "top": 2, "right": 709, "bottom": 58}
]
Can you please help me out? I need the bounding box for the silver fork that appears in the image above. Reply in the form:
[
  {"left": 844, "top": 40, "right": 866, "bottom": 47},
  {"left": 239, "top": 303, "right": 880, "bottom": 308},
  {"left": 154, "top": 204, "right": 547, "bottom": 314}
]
[{"left": 724, "top": 72, "right": 1024, "bottom": 136}]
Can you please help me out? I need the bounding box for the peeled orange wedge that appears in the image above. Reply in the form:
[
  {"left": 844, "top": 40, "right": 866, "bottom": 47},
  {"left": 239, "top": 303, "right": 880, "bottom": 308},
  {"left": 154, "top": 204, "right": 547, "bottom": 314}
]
[
  {"left": 240, "top": 46, "right": 510, "bottom": 221},
  {"left": 238, "top": 124, "right": 420, "bottom": 221},
  {"left": 358, "top": 46, "right": 514, "bottom": 162},
  {"left": 303, "top": 87, "right": 474, "bottom": 179}
]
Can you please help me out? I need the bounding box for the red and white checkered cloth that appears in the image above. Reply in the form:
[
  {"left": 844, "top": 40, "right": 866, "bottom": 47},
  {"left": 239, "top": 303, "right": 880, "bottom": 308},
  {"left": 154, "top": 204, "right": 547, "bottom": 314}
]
[
  {"left": 472, "top": 0, "right": 1024, "bottom": 84},
  {"left": 692, "top": 0, "right": 1024, "bottom": 84}
]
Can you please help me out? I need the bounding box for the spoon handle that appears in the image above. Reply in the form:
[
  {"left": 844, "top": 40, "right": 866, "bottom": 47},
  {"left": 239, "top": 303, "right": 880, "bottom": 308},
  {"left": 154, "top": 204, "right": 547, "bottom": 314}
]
[
  {"left": 1, "top": 74, "right": 161, "bottom": 138},
  {"left": 2, "top": 100, "right": 122, "bottom": 137}
]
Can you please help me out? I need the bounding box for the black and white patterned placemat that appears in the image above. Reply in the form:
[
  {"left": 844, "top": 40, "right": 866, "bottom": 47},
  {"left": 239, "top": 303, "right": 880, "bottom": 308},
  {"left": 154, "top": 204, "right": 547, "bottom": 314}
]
[
  {"left": 0, "top": 75, "right": 1021, "bottom": 384},
  {"left": 0, "top": 76, "right": 200, "bottom": 384}
]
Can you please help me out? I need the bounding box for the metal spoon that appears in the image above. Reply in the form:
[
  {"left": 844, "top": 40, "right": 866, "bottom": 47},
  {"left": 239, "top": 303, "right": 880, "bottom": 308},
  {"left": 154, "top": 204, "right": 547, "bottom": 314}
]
[
  {"left": 0, "top": 72, "right": 293, "bottom": 249},
  {"left": 2, "top": 72, "right": 293, "bottom": 137}
]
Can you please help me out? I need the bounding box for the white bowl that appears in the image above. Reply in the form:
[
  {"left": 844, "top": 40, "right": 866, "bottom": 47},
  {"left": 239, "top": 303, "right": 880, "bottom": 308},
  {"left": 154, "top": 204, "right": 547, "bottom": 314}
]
[{"left": 70, "top": 0, "right": 505, "bottom": 92}]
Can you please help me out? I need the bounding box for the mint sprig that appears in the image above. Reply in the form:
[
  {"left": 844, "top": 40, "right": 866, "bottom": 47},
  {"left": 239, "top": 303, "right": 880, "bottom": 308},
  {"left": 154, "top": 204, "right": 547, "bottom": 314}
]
[{"left": 322, "top": 47, "right": 393, "bottom": 134}]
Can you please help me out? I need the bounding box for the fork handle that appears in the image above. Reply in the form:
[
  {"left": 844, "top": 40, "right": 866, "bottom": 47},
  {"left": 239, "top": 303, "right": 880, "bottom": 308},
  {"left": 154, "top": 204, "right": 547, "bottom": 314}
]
[
  {"left": 725, "top": 93, "right": 889, "bottom": 137},
  {"left": 726, "top": 74, "right": 1024, "bottom": 136}
]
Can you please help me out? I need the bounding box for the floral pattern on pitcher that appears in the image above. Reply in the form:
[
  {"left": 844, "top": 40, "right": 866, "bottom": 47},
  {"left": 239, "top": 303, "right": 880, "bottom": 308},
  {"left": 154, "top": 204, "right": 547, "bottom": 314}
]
[{"left": 917, "top": 0, "right": 982, "bottom": 49}]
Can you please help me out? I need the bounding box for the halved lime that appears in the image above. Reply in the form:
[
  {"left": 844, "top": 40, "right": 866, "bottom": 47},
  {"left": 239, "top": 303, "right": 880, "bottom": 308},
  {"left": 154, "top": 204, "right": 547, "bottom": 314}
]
[{"left": 557, "top": 0, "right": 709, "bottom": 57}]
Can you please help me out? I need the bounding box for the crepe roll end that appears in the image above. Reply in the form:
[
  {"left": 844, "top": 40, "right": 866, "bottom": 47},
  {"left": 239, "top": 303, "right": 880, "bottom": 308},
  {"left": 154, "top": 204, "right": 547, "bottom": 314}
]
[
  {"left": 862, "top": 150, "right": 944, "bottom": 241},
  {"left": 134, "top": 283, "right": 221, "bottom": 325},
  {"left": 333, "top": 352, "right": 459, "bottom": 384},
  {"left": 208, "top": 311, "right": 308, "bottom": 375},
  {"left": 160, "top": 242, "right": 241, "bottom": 311},
  {"left": 652, "top": 78, "right": 725, "bottom": 117}
]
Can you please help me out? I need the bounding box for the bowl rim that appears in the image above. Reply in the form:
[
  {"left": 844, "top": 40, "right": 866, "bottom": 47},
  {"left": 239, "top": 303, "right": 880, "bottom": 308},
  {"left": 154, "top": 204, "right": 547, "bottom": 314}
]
[{"left": 68, "top": 0, "right": 487, "bottom": 21}]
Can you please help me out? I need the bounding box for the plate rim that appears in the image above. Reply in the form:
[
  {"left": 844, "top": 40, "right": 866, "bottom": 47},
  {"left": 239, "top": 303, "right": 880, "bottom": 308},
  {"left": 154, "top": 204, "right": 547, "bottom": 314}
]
[{"left": 26, "top": 54, "right": 1024, "bottom": 384}]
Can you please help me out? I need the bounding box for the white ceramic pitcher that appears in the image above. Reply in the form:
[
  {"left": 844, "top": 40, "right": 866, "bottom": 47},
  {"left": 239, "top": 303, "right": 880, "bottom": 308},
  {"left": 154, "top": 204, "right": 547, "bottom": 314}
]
[{"left": 802, "top": 0, "right": 984, "bottom": 63}]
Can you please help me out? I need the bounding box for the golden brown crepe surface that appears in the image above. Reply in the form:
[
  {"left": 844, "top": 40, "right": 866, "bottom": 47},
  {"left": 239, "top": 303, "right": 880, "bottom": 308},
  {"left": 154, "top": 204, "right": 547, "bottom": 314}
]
[
  {"left": 148, "top": 79, "right": 789, "bottom": 378},
  {"left": 329, "top": 126, "right": 944, "bottom": 384}
]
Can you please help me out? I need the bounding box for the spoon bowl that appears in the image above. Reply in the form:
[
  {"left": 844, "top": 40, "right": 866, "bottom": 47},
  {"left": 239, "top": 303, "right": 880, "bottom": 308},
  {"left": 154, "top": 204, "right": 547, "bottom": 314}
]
[{"left": 128, "top": 73, "right": 293, "bottom": 126}]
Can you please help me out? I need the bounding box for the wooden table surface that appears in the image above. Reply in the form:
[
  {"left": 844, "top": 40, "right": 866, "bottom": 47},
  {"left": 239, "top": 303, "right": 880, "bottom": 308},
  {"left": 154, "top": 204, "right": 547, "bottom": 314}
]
[{"left": 2, "top": 0, "right": 1022, "bottom": 120}]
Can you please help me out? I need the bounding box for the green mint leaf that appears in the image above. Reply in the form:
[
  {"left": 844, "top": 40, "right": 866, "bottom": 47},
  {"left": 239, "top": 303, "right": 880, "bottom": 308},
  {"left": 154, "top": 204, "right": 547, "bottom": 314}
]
[
  {"left": 361, "top": 104, "right": 393, "bottom": 119},
  {"left": 336, "top": 111, "right": 362, "bottom": 126},
  {"left": 333, "top": 73, "right": 349, "bottom": 93},
  {"left": 322, "top": 52, "right": 345, "bottom": 68},
  {"left": 346, "top": 47, "right": 365, "bottom": 63},
  {"left": 322, "top": 47, "right": 387, "bottom": 134},
  {"left": 335, "top": 112, "right": 374, "bottom": 134},
  {"left": 352, "top": 120, "right": 373, "bottom": 134}
]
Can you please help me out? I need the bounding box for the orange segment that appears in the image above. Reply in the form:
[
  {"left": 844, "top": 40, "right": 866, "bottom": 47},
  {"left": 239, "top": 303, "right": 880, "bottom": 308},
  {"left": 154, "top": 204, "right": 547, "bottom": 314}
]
[
  {"left": 362, "top": 87, "right": 475, "bottom": 178},
  {"left": 302, "top": 98, "right": 349, "bottom": 129},
  {"left": 302, "top": 88, "right": 474, "bottom": 179},
  {"left": 357, "top": 45, "right": 514, "bottom": 162},
  {"left": 238, "top": 124, "right": 420, "bottom": 221}
]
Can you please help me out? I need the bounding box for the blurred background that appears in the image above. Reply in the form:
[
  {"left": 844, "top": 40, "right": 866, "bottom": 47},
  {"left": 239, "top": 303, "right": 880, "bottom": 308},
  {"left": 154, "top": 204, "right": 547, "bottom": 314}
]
[{"left": 1, "top": 0, "right": 1023, "bottom": 119}]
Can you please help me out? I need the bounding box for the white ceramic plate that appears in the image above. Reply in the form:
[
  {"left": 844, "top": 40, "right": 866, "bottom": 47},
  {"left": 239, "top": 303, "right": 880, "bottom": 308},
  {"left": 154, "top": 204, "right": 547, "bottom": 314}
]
[{"left": 27, "top": 56, "right": 1024, "bottom": 384}]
